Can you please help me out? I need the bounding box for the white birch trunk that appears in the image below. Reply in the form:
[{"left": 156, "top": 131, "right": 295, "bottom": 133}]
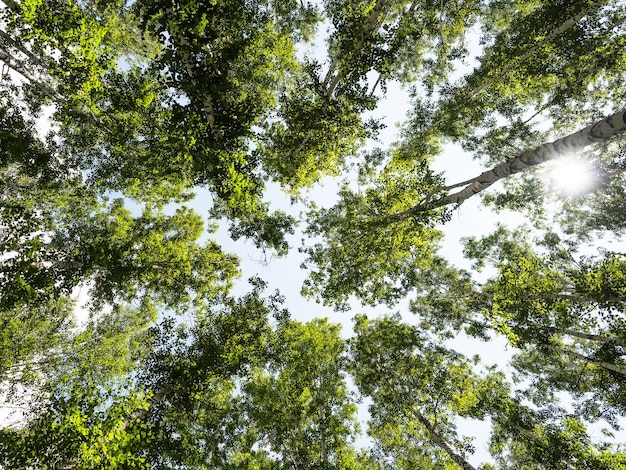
[
  {"left": 0, "top": 48, "right": 62, "bottom": 101},
  {"left": 1, "top": 0, "right": 19, "bottom": 11},
  {"left": 161, "top": 7, "right": 223, "bottom": 144},
  {"left": 413, "top": 409, "right": 477, "bottom": 470},
  {"left": 555, "top": 327, "right": 626, "bottom": 348},
  {"left": 441, "top": 110, "right": 626, "bottom": 207}
]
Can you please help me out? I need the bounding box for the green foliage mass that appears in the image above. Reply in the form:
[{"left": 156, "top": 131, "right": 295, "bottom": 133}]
[{"left": 2, "top": 0, "right": 626, "bottom": 468}]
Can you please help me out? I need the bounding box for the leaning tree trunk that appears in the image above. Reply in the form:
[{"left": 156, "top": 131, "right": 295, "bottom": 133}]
[
  {"left": 432, "top": 109, "right": 626, "bottom": 209},
  {"left": 412, "top": 409, "right": 477, "bottom": 470},
  {"left": 541, "top": 342, "right": 626, "bottom": 376},
  {"left": 553, "top": 327, "right": 626, "bottom": 348}
]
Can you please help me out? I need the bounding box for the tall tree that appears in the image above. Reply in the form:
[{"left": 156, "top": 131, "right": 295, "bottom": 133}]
[
  {"left": 0, "top": 300, "right": 157, "bottom": 469},
  {"left": 350, "top": 314, "right": 509, "bottom": 469},
  {"left": 243, "top": 317, "right": 363, "bottom": 469},
  {"left": 304, "top": 109, "right": 626, "bottom": 307},
  {"left": 460, "top": 227, "right": 626, "bottom": 427},
  {"left": 302, "top": 155, "right": 448, "bottom": 310},
  {"left": 487, "top": 398, "right": 626, "bottom": 470}
]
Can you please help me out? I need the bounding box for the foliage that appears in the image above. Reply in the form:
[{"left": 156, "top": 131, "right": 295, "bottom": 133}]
[
  {"left": 302, "top": 156, "right": 448, "bottom": 310},
  {"left": 1, "top": 0, "right": 626, "bottom": 468}
]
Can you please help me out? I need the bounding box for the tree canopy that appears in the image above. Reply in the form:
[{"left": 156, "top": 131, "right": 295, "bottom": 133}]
[{"left": 1, "top": 0, "right": 626, "bottom": 468}]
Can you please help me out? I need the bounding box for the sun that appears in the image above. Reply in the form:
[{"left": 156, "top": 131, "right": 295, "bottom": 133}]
[{"left": 549, "top": 157, "right": 596, "bottom": 194}]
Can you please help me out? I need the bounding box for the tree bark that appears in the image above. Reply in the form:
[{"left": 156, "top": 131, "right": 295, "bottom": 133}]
[
  {"left": 1, "top": 0, "right": 20, "bottom": 11},
  {"left": 160, "top": 7, "right": 224, "bottom": 144},
  {"left": 432, "top": 109, "right": 626, "bottom": 209},
  {"left": 0, "top": 30, "right": 46, "bottom": 69},
  {"left": 0, "top": 47, "right": 62, "bottom": 101}
]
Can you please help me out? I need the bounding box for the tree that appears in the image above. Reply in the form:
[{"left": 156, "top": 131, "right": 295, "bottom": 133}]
[
  {"left": 302, "top": 156, "right": 448, "bottom": 310},
  {"left": 0, "top": 0, "right": 490, "bottom": 249},
  {"left": 487, "top": 397, "right": 626, "bottom": 470},
  {"left": 303, "top": 108, "right": 626, "bottom": 308},
  {"left": 301, "top": 0, "right": 626, "bottom": 306},
  {"left": 63, "top": 285, "right": 371, "bottom": 469},
  {"left": 126, "top": 283, "right": 279, "bottom": 469},
  {"left": 350, "top": 314, "right": 509, "bottom": 469},
  {"left": 243, "top": 317, "right": 363, "bottom": 469},
  {"left": 0, "top": 91, "right": 239, "bottom": 312},
  {"left": 0, "top": 299, "right": 157, "bottom": 469},
  {"left": 440, "top": 226, "right": 626, "bottom": 438},
  {"left": 0, "top": 0, "right": 295, "bottom": 249},
  {"left": 0, "top": 190, "right": 240, "bottom": 314},
  {"left": 0, "top": 385, "right": 153, "bottom": 469}
]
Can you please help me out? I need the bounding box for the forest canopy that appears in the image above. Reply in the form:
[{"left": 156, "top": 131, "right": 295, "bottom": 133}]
[{"left": 1, "top": 0, "right": 626, "bottom": 468}]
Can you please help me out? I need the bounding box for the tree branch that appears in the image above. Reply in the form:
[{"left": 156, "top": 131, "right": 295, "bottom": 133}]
[
  {"left": 552, "top": 327, "right": 626, "bottom": 348},
  {"left": 325, "top": 0, "right": 394, "bottom": 98},
  {"left": 411, "top": 408, "right": 477, "bottom": 470},
  {"left": 430, "top": 109, "right": 626, "bottom": 209}
]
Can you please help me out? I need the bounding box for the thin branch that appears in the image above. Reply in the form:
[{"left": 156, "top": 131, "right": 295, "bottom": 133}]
[
  {"left": 470, "top": 0, "right": 607, "bottom": 99},
  {"left": 541, "top": 343, "right": 626, "bottom": 376},
  {"left": 555, "top": 327, "right": 626, "bottom": 348},
  {"left": 325, "top": 0, "right": 394, "bottom": 98},
  {"left": 368, "top": 73, "right": 382, "bottom": 98},
  {"left": 382, "top": 369, "right": 477, "bottom": 469}
]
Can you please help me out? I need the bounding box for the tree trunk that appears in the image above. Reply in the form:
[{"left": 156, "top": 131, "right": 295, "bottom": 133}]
[
  {"left": 0, "top": 30, "right": 46, "bottom": 69},
  {"left": 432, "top": 109, "right": 626, "bottom": 209},
  {"left": 0, "top": 48, "right": 62, "bottom": 101},
  {"left": 541, "top": 343, "right": 626, "bottom": 376},
  {"left": 412, "top": 409, "right": 477, "bottom": 470},
  {"left": 160, "top": 7, "right": 223, "bottom": 145},
  {"left": 554, "top": 327, "right": 626, "bottom": 348}
]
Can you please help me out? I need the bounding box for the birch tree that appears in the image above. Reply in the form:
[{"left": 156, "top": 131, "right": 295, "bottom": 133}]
[
  {"left": 470, "top": 228, "right": 626, "bottom": 424},
  {"left": 301, "top": 0, "right": 626, "bottom": 306},
  {"left": 350, "top": 314, "right": 508, "bottom": 469}
]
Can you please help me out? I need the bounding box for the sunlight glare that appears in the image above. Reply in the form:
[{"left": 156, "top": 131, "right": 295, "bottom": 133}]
[{"left": 549, "top": 157, "right": 595, "bottom": 194}]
